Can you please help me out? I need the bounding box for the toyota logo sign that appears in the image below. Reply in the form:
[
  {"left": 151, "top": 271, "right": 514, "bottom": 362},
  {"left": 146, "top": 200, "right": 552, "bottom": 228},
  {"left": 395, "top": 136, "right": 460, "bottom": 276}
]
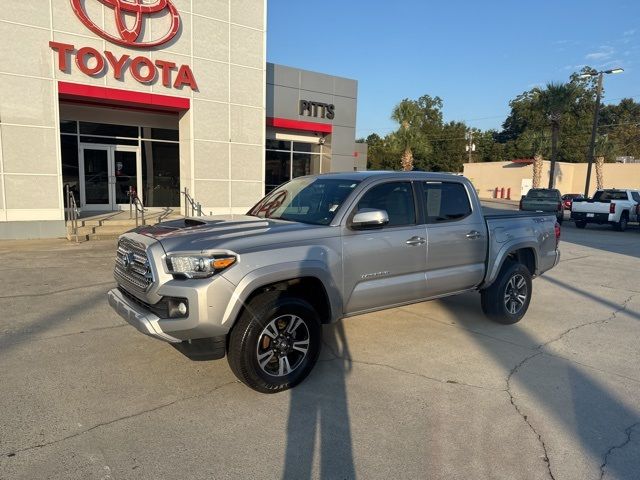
[{"left": 70, "top": 0, "right": 180, "bottom": 48}]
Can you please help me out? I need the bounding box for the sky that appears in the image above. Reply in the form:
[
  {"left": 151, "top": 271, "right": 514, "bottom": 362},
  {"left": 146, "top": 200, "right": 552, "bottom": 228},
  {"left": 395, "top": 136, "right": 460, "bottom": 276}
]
[{"left": 266, "top": 0, "right": 640, "bottom": 139}]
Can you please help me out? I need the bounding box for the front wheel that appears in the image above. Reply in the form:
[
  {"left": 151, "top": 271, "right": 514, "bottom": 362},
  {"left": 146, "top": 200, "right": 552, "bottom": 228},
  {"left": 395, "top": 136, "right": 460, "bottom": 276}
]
[
  {"left": 481, "top": 262, "right": 532, "bottom": 324},
  {"left": 227, "top": 292, "right": 322, "bottom": 393}
]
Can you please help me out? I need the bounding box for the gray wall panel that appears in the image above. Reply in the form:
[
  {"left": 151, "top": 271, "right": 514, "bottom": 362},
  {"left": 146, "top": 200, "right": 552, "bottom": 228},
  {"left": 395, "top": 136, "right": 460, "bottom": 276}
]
[
  {"left": 331, "top": 126, "right": 357, "bottom": 156},
  {"left": 334, "top": 77, "right": 357, "bottom": 98}
]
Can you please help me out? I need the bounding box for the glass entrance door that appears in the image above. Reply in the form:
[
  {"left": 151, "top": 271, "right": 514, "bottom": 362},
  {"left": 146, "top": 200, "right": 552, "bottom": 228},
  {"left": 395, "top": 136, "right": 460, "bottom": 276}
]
[{"left": 79, "top": 144, "right": 141, "bottom": 211}]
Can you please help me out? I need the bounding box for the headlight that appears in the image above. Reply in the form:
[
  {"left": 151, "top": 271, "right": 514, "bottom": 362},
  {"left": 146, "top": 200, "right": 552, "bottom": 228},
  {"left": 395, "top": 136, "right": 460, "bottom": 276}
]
[{"left": 166, "top": 254, "right": 236, "bottom": 279}]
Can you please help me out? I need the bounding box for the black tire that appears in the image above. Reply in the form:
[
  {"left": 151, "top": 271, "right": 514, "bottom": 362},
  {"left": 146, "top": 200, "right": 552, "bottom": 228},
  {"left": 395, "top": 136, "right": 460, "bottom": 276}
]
[
  {"left": 227, "top": 292, "right": 322, "bottom": 393},
  {"left": 575, "top": 220, "right": 587, "bottom": 229},
  {"left": 481, "top": 261, "right": 532, "bottom": 325},
  {"left": 614, "top": 212, "right": 628, "bottom": 232}
]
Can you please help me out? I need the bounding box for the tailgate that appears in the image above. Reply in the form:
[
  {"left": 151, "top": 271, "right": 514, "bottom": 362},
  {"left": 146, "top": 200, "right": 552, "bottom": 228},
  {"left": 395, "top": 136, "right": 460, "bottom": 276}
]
[
  {"left": 521, "top": 199, "right": 558, "bottom": 211},
  {"left": 571, "top": 201, "right": 610, "bottom": 214}
]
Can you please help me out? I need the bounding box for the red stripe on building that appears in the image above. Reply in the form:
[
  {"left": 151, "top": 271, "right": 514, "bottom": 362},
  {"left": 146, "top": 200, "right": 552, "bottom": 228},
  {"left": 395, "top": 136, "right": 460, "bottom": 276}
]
[
  {"left": 57, "top": 82, "right": 190, "bottom": 112},
  {"left": 266, "top": 117, "right": 332, "bottom": 133}
]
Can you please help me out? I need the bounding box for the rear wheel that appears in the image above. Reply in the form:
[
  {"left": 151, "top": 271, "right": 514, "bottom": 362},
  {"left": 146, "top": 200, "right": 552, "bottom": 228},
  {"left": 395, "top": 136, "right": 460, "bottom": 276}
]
[
  {"left": 575, "top": 220, "right": 587, "bottom": 229},
  {"left": 227, "top": 292, "right": 321, "bottom": 393},
  {"left": 614, "top": 212, "right": 628, "bottom": 232},
  {"left": 481, "top": 261, "right": 532, "bottom": 324}
]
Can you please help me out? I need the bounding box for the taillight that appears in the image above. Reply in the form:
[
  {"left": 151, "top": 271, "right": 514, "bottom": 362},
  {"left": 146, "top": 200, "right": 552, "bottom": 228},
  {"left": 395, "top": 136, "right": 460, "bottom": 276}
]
[
  {"left": 610, "top": 203, "right": 616, "bottom": 214},
  {"left": 554, "top": 222, "right": 561, "bottom": 248}
]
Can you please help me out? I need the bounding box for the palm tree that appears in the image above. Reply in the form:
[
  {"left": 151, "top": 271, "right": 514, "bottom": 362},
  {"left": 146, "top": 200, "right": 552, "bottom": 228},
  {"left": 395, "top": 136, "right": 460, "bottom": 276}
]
[
  {"left": 391, "top": 100, "right": 429, "bottom": 171},
  {"left": 594, "top": 134, "right": 613, "bottom": 190},
  {"left": 534, "top": 83, "right": 578, "bottom": 188}
]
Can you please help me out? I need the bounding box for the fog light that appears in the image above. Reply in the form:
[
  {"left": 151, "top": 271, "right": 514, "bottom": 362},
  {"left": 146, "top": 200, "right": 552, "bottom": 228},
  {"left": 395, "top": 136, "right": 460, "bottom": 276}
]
[{"left": 166, "top": 297, "right": 189, "bottom": 318}]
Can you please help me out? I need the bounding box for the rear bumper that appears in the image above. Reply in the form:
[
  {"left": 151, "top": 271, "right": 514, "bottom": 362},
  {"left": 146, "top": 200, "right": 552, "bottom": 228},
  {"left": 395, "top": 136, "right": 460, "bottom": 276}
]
[
  {"left": 108, "top": 288, "right": 181, "bottom": 343},
  {"left": 571, "top": 212, "right": 611, "bottom": 223}
]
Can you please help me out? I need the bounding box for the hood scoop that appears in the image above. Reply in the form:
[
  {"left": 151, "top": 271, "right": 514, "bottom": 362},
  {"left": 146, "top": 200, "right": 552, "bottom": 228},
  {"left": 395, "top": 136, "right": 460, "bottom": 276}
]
[{"left": 184, "top": 218, "right": 207, "bottom": 227}]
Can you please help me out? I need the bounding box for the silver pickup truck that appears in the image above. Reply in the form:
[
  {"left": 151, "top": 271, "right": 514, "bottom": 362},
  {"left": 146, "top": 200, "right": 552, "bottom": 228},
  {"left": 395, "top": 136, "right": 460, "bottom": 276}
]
[{"left": 108, "top": 172, "right": 560, "bottom": 393}]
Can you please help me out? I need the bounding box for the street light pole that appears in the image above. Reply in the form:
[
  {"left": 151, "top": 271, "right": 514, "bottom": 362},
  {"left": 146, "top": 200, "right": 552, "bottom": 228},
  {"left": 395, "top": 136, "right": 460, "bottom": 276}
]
[
  {"left": 583, "top": 68, "right": 623, "bottom": 197},
  {"left": 584, "top": 73, "right": 603, "bottom": 198}
]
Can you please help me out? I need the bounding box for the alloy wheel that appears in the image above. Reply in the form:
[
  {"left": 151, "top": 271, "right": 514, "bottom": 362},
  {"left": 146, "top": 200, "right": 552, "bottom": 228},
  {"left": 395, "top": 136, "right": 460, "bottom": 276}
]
[
  {"left": 256, "top": 314, "right": 310, "bottom": 377},
  {"left": 504, "top": 274, "right": 528, "bottom": 315}
]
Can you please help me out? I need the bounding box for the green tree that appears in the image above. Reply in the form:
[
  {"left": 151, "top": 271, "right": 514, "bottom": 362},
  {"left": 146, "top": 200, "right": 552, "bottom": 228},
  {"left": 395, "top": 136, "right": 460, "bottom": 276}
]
[{"left": 365, "top": 133, "right": 397, "bottom": 170}]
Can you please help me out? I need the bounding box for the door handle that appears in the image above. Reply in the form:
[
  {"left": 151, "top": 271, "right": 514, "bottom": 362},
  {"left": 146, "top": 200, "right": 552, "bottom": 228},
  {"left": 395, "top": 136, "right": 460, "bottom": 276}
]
[
  {"left": 406, "top": 236, "right": 426, "bottom": 246},
  {"left": 466, "top": 231, "right": 481, "bottom": 239}
]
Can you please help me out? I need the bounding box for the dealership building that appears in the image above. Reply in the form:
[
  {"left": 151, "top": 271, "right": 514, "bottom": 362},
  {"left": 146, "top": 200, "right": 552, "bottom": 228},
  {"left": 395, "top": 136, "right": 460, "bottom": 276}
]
[{"left": 0, "top": 0, "right": 364, "bottom": 239}]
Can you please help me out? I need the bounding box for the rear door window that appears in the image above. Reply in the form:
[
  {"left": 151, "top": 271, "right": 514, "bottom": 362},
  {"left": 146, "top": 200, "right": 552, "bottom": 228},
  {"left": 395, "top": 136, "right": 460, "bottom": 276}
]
[{"left": 423, "top": 182, "right": 472, "bottom": 223}]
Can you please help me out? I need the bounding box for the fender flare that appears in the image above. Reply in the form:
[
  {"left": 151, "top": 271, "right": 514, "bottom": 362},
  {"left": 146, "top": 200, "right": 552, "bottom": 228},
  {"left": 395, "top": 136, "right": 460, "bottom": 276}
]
[
  {"left": 220, "top": 260, "right": 343, "bottom": 328},
  {"left": 483, "top": 240, "right": 539, "bottom": 289}
]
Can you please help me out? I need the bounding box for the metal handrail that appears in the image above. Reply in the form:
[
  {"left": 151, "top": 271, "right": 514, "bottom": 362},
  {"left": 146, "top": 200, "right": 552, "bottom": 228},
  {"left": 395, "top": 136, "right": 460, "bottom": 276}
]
[
  {"left": 128, "top": 186, "right": 146, "bottom": 226},
  {"left": 182, "top": 187, "right": 203, "bottom": 217},
  {"left": 65, "top": 184, "right": 79, "bottom": 243}
]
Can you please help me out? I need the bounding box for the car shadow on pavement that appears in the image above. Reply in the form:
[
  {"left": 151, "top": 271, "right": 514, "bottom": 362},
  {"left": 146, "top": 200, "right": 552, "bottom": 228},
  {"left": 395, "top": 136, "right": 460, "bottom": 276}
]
[
  {"left": 0, "top": 289, "right": 111, "bottom": 356},
  {"left": 282, "top": 320, "right": 356, "bottom": 480},
  {"left": 540, "top": 276, "right": 640, "bottom": 320},
  {"left": 437, "top": 292, "right": 640, "bottom": 479},
  {"left": 560, "top": 222, "right": 640, "bottom": 259}
]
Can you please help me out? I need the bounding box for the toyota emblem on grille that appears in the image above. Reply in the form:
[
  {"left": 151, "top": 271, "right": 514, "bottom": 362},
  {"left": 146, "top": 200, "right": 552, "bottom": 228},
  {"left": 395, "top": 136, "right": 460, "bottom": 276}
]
[{"left": 123, "top": 251, "right": 135, "bottom": 271}]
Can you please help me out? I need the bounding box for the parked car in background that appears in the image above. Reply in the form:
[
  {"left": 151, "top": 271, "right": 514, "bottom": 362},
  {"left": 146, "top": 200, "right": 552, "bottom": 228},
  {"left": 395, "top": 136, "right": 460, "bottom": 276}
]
[
  {"left": 562, "top": 193, "right": 584, "bottom": 211},
  {"left": 108, "top": 172, "right": 561, "bottom": 393},
  {"left": 520, "top": 188, "right": 564, "bottom": 224},
  {"left": 571, "top": 189, "right": 640, "bottom": 230}
]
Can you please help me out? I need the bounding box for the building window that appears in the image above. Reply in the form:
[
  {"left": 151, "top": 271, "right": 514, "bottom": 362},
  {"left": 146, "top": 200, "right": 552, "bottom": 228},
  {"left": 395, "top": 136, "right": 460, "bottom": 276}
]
[
  {"left": 265, "top": 139, "right": 322, "bottom": 193},
  {"left": 142, "top": 141, "right": 180, "bottom": 207},
  {"left": 60, "top": 120, "right": 180, "bottom": 208}
]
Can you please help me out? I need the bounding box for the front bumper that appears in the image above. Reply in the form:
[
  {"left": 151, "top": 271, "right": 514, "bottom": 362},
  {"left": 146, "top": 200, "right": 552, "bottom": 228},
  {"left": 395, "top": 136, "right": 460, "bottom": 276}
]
[{"left": 108, "top": 288, "right": 181, "bottom": 343}]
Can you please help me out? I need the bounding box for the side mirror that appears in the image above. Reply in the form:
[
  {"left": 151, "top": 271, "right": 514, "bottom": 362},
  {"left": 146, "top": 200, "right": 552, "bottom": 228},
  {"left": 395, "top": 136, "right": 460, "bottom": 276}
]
[{"left": 351, "top": 208, "right": 389, "bottom": 229}]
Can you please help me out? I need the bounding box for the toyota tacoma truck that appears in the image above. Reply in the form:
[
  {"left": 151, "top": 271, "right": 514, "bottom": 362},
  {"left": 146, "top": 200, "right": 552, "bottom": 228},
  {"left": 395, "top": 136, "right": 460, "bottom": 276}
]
[
  {"left": 571, "top": 188, "right": 640, "bottom": 230},
  {"left": 519, "top": 188, "right": 564, "bottom": 224},
  {"left": 108, "top": 172, "right": 560, "bottom": 393}
]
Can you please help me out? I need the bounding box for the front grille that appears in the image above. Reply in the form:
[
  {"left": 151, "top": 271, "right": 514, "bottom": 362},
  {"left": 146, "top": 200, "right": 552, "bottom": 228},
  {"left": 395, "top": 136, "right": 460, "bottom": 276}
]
[{"left": 114, "top": 237, "right": 153, "bottom": 293}]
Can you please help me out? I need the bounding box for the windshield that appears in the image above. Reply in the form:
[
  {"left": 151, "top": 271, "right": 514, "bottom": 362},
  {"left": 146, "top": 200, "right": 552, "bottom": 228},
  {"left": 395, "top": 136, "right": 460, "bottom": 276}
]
[
  {"left": 526, "top": 189, "right": 558, "bottom": 199},
  {"left": 247, "top": 177, "right": 360, "bottom": 225}
]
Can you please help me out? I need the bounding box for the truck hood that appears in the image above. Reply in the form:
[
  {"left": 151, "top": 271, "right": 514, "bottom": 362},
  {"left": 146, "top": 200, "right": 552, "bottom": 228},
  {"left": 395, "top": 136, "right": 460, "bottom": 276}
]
[{"left": 135, "top": 215, "right": 332, "bottom": 253}]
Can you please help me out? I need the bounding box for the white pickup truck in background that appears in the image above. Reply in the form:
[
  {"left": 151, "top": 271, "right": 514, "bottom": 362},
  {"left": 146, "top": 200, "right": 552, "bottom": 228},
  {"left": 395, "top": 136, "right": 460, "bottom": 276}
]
[{"left": 571, "top": 189, "right": 640, "bottom": 231}]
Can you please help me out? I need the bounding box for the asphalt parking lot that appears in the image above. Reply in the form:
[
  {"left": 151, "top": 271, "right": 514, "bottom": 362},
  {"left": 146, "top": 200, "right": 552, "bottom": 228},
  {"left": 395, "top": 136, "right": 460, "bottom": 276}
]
[{"left": 1, "top": 207, "right": 639, "bottom": 479}]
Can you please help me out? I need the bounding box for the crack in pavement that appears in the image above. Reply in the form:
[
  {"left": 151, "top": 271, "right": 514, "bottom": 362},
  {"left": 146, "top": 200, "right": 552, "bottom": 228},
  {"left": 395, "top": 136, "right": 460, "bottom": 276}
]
[
  {"left": 599, "top": 284, "right": 640, "bottom": 294},
  {"left": 0, "top": 282, "right": 116, "bottom": 299},
  {"left": 2, "top": 380, "right": 240, "bottom": 458},
  {"left": 505, "top": 293, "right": 639, "bottom": 480},
  {"left": 0, "top": 324, "right": 129, "bottom": 345},
  {"left": 558, "top": 255, "right": 592, "bottom": 264},
  {"left": 537, "top": 293, "right": 637, "bottom": 351},
  {"left": 599, "top": 422, "right": 640, "bottom": 480},
  {"left": 506, "top": 352, "right": 556, "bottom": 480}
]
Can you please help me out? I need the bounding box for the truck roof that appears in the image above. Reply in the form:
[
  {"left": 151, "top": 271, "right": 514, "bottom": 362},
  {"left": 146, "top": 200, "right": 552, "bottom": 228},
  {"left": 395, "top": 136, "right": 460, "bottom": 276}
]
[{"left": 308, "top": 171, "right": 465, "bottom": 182}]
